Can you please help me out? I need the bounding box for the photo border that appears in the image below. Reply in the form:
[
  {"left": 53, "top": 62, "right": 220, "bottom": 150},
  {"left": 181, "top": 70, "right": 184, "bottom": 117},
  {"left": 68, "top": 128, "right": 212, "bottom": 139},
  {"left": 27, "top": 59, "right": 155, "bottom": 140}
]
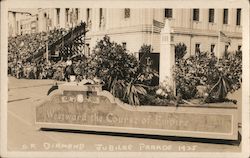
[{"left": 1, "top": 0, "right": 249, "bottom": 157}]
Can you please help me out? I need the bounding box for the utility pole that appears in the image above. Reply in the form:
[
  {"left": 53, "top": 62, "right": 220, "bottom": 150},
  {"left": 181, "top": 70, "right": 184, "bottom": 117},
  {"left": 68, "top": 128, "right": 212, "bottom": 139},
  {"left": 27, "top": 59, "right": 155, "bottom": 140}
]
[
  {"left": 46, "top": 16, "right": 49, "bottom": 63},
  {"left": 46, "top": 37, "right": 49, "bottom": 63}
]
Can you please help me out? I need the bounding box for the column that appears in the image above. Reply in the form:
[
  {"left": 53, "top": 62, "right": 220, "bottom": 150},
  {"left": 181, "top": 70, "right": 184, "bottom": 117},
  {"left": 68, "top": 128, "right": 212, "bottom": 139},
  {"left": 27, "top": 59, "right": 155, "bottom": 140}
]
[
  {"left": 66, "top": 9, "right": 70, "bottom": 28},
  {"left": 79, "top": 8, "right": 85, "bottom": 23},
  {"left": 53, "top": 9, "right": 57, "bottom": 28},
  {"left": 105, "top": 9, "right": 109, "bottom": 30},
  {"left": 160, "top": 19, "right": 175, "bottom": 89},
  {"left": 93, "top": 8, "right": 99, "bottom": 32},
  {"left": 13, "top": 12, "right": 17, "bottom": 36},
  {"left": 60, "top": 8, "right": 65, "bottom": 28}
]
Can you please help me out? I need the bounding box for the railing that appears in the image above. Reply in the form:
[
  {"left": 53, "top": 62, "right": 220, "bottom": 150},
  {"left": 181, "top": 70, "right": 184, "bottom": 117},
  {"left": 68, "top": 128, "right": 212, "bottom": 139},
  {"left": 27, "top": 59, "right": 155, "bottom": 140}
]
[{"left": 27, "top": 22, "right": 87, "bottom": 62}]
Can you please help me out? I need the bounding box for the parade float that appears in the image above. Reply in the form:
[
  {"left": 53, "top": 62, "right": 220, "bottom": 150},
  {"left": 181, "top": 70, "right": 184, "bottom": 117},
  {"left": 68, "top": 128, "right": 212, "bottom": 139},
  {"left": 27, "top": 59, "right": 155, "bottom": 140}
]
[
  {"left": 35, "top": 20, "right": 241, "bottom": 141},
  {"left": 35, "top": 78, "right": 238, "bottom": 140}
]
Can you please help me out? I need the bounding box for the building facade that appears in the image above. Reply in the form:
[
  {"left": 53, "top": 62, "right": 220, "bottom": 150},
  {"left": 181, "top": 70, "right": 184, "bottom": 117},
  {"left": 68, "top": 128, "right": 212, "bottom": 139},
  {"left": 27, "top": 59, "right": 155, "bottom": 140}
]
[
  {"left": 8, "top": 11, "right": 32, "bottom": 36},
  {"left": 8, "top": 8, "right": 242, "bottom": 57}
]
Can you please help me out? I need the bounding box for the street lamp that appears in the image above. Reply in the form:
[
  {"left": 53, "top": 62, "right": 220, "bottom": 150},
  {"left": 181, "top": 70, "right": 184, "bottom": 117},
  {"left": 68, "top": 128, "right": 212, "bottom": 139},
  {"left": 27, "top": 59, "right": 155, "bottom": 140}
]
[{"left": 45, "top": 15, "right": 50, "bottom": 63}]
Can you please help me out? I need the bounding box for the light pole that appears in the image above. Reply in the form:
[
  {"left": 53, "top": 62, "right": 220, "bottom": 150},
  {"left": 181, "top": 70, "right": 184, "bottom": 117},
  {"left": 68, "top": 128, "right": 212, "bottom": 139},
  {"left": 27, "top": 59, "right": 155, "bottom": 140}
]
[{"left": 46, "top": 16, "right": 49, "bottom": 63}]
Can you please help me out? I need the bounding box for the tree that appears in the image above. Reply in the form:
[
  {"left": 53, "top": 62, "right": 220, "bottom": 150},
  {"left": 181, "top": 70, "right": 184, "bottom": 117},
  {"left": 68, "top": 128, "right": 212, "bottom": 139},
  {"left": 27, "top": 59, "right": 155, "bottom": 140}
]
[
  {"left": 174, "top": 51, "right": 242, "bottom": 103},
  {"left": 90, "top": 35, "right": 147, "bottom": 105},
  {"left": 139, "top": 44, "right": 151, "bottom": 55},
  {"left": 175, "top": 43, "right": 187, "bottom": 61},
  {"left": 90, "top": 35, "right": 138, "bottom": 90}
]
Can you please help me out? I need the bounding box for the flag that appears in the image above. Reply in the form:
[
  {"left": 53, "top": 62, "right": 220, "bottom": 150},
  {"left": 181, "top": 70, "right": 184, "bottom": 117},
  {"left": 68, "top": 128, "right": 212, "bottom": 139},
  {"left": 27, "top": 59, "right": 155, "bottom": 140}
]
[
  {"left": 219, "top": 31, "right": 231, "bottom": 44},
  {"left": 153, "top": 19, "right": 164, "bottom": 28}
]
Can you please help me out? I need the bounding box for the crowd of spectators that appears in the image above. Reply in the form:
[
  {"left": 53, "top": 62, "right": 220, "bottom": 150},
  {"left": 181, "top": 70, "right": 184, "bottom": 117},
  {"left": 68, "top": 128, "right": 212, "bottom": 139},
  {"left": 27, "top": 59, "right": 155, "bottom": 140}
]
[
  {"left": 8, "top": 56, "right": 90, "bottom": 82},
  {"left": 8, "top": 22, "right": 90, "bottom": 82},
  {"left": 8, "top": 28, "right": 67, "bottom": 63},
  {"left": 8, "top": 28, "right": 74, "bottom": 81}
]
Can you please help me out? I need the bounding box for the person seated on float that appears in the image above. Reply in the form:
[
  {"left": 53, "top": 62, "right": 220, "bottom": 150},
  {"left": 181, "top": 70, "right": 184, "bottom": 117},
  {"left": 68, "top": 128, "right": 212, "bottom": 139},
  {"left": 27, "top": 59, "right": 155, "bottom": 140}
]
[
  {"left": 66, "top": 56, "right": 72, "bottom": 66},
  {"left": 93, "top": 76, "right": 104, "bottom": 85},
  {"left": 65, "top": 57, "right": 74, "bottom": 82},
  {"left": 80, "top": 75, "right": 95, "bottom": 85}
]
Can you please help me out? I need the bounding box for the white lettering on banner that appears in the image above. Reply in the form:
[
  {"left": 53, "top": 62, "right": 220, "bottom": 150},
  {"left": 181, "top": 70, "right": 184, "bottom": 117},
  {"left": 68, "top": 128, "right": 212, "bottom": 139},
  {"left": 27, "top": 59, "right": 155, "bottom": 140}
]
[
  {"left": 61, "top": 95, "right": 100, "bottom": 103},
  {"left": 43, "top": 108, "right": 230, "bottom": 133}
]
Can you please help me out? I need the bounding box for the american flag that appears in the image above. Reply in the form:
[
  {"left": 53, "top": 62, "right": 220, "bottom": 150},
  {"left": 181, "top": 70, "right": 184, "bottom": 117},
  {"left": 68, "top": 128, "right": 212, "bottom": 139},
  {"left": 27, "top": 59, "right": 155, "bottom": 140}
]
[
  {"left": 219, "top": 31, "right": 231, "bottom": 44},
  {"left": 153, "top": 19, "right": 164, "bottom": 28}
]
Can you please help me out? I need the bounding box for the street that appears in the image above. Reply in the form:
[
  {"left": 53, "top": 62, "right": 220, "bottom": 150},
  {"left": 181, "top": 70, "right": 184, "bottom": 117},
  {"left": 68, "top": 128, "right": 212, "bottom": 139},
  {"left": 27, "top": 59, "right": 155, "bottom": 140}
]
[{"left": 7, "top": 77, "right": 241, "bottom": 152}]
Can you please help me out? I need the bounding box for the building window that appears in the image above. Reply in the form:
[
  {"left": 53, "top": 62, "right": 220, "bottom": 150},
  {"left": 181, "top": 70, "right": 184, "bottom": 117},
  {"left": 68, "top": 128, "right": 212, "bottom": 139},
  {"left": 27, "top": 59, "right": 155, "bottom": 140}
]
[
  {"left": 76, "top": 8, "right": 79, "bottom": 21},
  {"left": 238, "top": 45, "right": 241, "bottom": 51},
  {"left": 236, "top": 8, "right": 241, "bottom": 26},
  {"left": 223, "top": 9, "right": 228, "bottom": 24},
  {"left": 195, "top": 43, "right": 200, "bottom": 54},
  {"left": 66, "top": 8, "right": 69, "bottom": 22},
  {"left": 86, "top": 8, "right": 92, "bottom": 29},
  {"left": 99, "top": 8, "right": 103, "bottom": 27},
  {"left": 211, "top": 44, "right": 215, "bottom": 52},
  {"left": 225, "top": 45, "right": 229, "bottom": 52},
  {"left": 85, "top": 44, "right": 90, "bottom": 56},
  {"left": 87, "top": 8, "right": 90, "bottom": 21},
  {"left": 193, "top": 9, "right": 199, "bottom": 21},
  {"left": 208, "top": 9, "right": 214, "bottom": 23},
  {"left": 122, "top": 42, "right": 127, "bottom": 49},
  {"left": 164, "top": 9, "right": 172, "bottom": 18},
  {"left": 56, "top": 8, "right": 60, "bottom": 25},
  {"left": 124, "top": 8, "right": 130, "bottom": 18}
]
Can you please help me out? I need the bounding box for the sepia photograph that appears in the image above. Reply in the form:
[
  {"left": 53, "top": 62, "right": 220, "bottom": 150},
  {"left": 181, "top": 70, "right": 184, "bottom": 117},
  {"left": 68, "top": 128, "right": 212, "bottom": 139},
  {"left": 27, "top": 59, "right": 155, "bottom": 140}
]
[{"left": 1, "top": 0, "right": 249, "bottom": 158}]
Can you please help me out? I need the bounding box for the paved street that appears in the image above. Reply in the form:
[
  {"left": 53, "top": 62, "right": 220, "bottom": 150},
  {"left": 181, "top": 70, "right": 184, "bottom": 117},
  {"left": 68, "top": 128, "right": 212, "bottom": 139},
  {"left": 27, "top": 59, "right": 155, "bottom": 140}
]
[{"left": 7, "top": 77, "right": 241, "bottom": 152}]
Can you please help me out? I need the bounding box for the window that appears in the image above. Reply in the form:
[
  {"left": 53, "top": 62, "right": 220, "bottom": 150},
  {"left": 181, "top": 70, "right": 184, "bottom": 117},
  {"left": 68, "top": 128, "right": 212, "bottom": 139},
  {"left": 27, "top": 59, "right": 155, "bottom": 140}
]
[
  {"left": 122, "top": 42, "right": 127, "bottom": 49},
  {"left": 171, "top": 35, "right": 174, "bottom": 42},
  {"left": 236, "top": 8, "right": 241, "bottom": 26},
  {"left": 225, "top": 45, "right": 229, "bottom": 52},
  {"left": 193, "top": 9, "right": 199, "bottom": 21},
  {"left": 86, "top": 44, "right": 90, "bottom": 56},
  {"left": 86, "top": 8, "right": 92, "bottom": 29},
  {"left": 208, "top": 9, "right": 214, "bottom": 23},
  {"left": 124, "top": 8, "right": 130, "bottom": 18},
  {"left": 56, "top": 8, "right": 60, "bottom": 25},
  {"left": 87, "top": 8, "right": 90, "bottom": 21},
  {"left": 238, "top": 45, "right": 241, "bottom": 51},
  {"left": 223, "top": 9, "right": 228, "bottom": 24},
  {"left": 66, "top": 8, "right": 69, "bottom": 22},
  {"left": 99, "top": 8, "right": 103, "bottom": 27},
  {"left": 211, "top": 44, "right": 215, "bottom": 52},
  {"left": 195, "top": 43, "right": 200, "bottom": 54},
  {"left": 164, "top": 9, "right": 173, "bottom": 18},
  {"left": 76, "top": 8, "right": 79, "bottom": 21}
]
